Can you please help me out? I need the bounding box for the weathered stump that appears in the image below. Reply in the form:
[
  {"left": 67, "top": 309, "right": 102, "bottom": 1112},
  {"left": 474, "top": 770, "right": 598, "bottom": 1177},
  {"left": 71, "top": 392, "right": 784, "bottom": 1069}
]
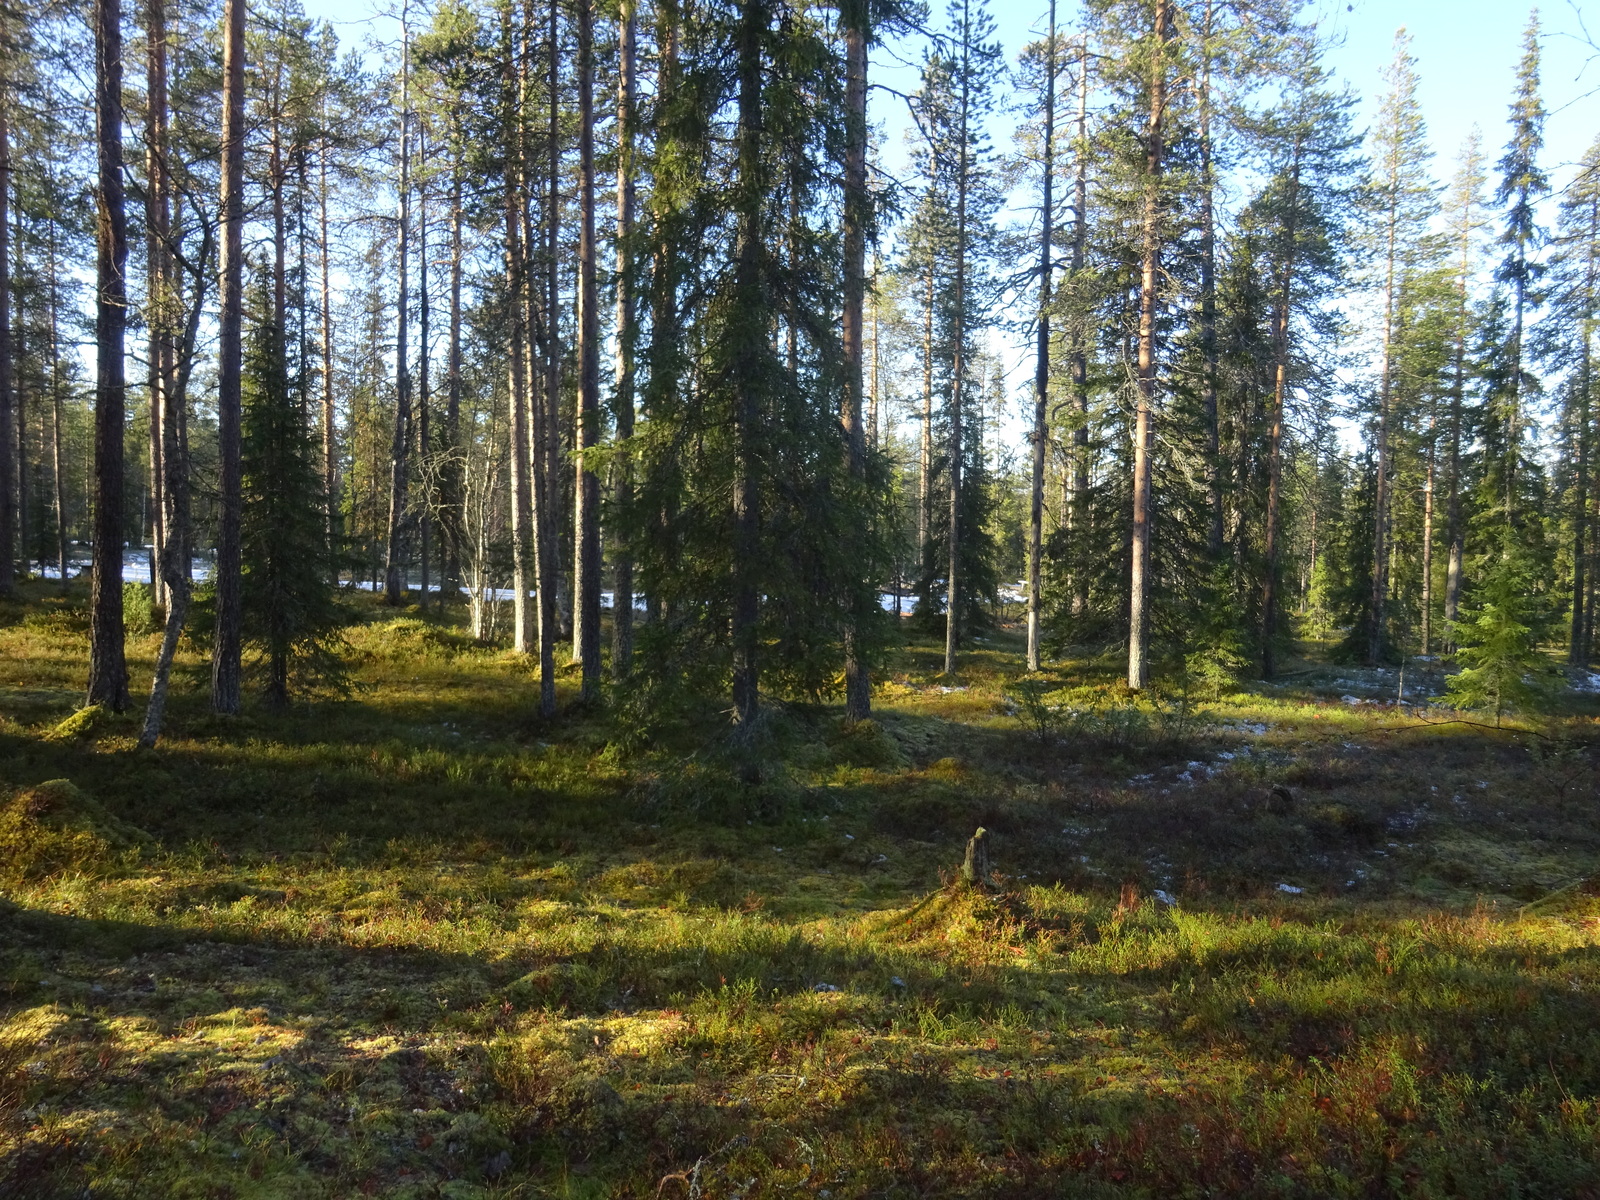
[{"left": 961, "top": 826, "right": 990, "bottom": 888}]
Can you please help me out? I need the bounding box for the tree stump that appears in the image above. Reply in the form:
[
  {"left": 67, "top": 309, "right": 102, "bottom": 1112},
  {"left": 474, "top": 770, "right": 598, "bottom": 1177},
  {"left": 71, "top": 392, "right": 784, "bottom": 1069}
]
[{"left": 961, "top": 826, "right": 990, "bottom": 889}]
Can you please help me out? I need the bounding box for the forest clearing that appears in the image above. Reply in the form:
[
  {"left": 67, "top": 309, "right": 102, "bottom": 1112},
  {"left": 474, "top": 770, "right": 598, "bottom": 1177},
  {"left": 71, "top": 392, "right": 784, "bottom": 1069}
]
[{"left": 4, "top": 582, "right": 1600, "bottom": 1197}]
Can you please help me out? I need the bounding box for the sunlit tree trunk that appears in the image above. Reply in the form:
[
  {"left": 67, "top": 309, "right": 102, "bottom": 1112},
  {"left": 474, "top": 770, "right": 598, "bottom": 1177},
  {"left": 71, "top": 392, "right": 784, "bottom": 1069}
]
[
  {"left": 1128, "top": 0, "right": 1172, "bottom": 691},
  {"left": 573, "top": 0, "right": 601, "bottom": 697},
  {"left": 1026, "top": 0, "right": 1056, "bottom": 674},
  {"left": 88, "top": 0, "right": 131, "bottom": 710},
  {"left": 384, "top": 11, "right": 413, "bottom": 605},
  {"left": 842, "top": 0, "right": 872, "bottom": 717}
]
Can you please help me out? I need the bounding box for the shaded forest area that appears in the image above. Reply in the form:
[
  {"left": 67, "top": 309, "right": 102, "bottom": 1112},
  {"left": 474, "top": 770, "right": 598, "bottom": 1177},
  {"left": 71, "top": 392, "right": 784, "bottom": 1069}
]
[{"left": 7, "top": 0, "right": 1600, "bottom": 1195}]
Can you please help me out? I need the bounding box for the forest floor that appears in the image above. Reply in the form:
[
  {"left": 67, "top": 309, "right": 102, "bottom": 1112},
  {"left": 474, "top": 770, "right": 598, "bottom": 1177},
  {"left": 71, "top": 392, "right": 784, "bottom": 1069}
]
[{"left": 4, "top": 581, "right": 1600, "bottom": 1198}]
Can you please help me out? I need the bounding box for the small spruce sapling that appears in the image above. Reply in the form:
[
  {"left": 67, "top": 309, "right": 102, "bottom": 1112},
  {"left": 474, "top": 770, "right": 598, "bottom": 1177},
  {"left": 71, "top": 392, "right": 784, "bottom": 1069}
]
[{"left": 1445, "top": 531, "right": 1554, "bottom": 725}]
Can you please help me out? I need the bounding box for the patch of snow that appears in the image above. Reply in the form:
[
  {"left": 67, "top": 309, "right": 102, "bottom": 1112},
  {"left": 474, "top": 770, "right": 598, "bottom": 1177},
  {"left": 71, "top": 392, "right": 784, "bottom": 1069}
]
[
  {"left": 1276, "top": 883, "right": 1304, "bottom": 895},
  {"left": 1153, "top": 889, "right": 1177, "bottom": 907}
]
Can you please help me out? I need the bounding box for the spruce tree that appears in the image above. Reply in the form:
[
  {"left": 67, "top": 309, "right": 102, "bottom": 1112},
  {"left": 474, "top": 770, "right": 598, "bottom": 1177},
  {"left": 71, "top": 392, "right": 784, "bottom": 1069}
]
[{"left": 240, "top": 283, "right": 346, "bottom": 708}]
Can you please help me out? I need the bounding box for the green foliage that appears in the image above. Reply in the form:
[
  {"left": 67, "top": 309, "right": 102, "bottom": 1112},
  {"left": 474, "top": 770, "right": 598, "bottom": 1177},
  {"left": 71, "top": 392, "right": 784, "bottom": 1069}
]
[
  {"left": 241, "top": 291, "right": 349, "bottom": 708},
  {"left": 1446, "top": 531, "right": 1558, "bottom": 723},
  {"left": 122, "top": 582, "right": 156, "bottom": 636}
]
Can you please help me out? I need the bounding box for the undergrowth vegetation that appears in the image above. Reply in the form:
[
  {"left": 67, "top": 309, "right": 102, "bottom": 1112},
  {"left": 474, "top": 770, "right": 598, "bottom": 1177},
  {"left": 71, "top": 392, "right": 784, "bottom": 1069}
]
[{"left": 3, "top": 579, "right": 1600, "bottom": 1197}]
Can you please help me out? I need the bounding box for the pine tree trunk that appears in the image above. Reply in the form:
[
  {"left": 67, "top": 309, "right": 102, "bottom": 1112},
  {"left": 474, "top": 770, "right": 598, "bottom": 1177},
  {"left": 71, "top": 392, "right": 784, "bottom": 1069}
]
[
  {"left": 1128, "top": 0, "right": 1171, "bottom": 692},
  {"left": 212, "top": 0, "right": 246, "bottom": 713},
  {"left": 384, "top": 23, "right": 413, "bottom": 607},
  {"left": 502, "top": 6, "right": 533, "bottom": 658},
  {"left": 730, "top": 0, "right": 765, "bottom": 723},
  {"left": 1262, "top": 145, "right": 1302, "bottom": 680},
  {"left": 48, "top": 208, "right": 66, "bottom": 590},
  {"left": 1070, "top": 40, "right": 1089, "bottom": 617},
  {"left": 1369, "top": 183, "right": 1400, "bottom": 665},
  {"left": 611, "top": 0, "right": 636, "bottom": 678},
  {"left": 417, "top": 127, "right": 431, "bottom": 610},
  {"left": 88, "top": 0, "right": 130, "bottom": 710},
  {"left": 919, "top": 264, "right": 933, "bottom": 561},
  {"left": 1572, "top": 201, "right": 1597, "bottom": 666},
  {"left": 144, "top": 0, "right": 170, "bottom": 610},
  {"left": 320, "top": 125, "right": 336, "bottom": 557},
  {"left": 445, "top": 130, "right": 464, "bottom": 598},
  {"left": 944, "top": 0, "right": 973, "bottom": 679},
  {"left": 1198, "top": 0, "right": 1221, "bottom": 560},
  {"left": 537, "top": 0, "right": 560, "bottom": 714},
  {"left": 0, "top": 102, "right": 13, "bottom": 599},
  {"left": 842, "top": 0, "right": 872, "bottom": 717},
  {"left": 1421, "top": 410, "right": 1435, "bottom": 656},
  {"left": 573, "top": 0, "right": 601, "bottom": 698},
  {"left": 139, "top": 0, "right": 192, "bottom": 747},
  {"left": 1027, "top": 1, "right": 1056, "bottom": 675}
]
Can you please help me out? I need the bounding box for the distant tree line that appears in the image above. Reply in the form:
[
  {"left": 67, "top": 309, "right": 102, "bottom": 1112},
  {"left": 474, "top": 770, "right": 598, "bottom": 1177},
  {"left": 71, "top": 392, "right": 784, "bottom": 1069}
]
[{"left": 0, "top": 0, "right": 1590, "bottom": 737}]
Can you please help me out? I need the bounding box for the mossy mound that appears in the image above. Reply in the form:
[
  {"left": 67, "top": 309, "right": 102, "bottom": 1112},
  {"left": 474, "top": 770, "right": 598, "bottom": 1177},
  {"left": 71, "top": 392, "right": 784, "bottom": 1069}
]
[{"left": 0, "top": 779, "right": 150, "bottom": 883}]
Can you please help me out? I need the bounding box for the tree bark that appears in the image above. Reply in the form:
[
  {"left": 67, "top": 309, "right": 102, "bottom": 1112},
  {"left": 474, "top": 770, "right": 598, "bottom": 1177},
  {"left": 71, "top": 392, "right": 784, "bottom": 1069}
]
[
  {"left": 320, "top": 123, "right": 336, "bottom": 556},
  {"left": 1070, "top": 39, "right": 1089, "bottom": 617},
  {"left": 212, "top": 0, "right": 245, "bottom": 713},
  {"left": 47, "top": 200, "right": 67, "bottom": 589},
  {"left": 1572, "top": 192, "right": 1598, "bottom": 666},
  {"left": 384, "top": 14, "right": 413, "bottom": 606},
  {"left": 502, "top": 5, "right": 533, "bottom": 657},
  {"left": 919, "top": 262, "right": 933, "bottom": 561},
  {"left": 418, "top": 126, "right": 431, "bottom": 608},
  {"left": 1262, "top": 142, "right": 1302, "bottom": 680},
  {"left": 1370, "top": 161, "right": 1401, "bottom": 664},
  {"left": 1198, "top": 0, "right": 1221, "bottom": 559},
  {"left": 1128, "top": 0, "right": 1171, "bottom": 692},
  {"left": 944, "top": 0, "right": 973, "bottom": 679},
  {"left": 611, "top": 0, "right": 637, "bottom": 679},
  {"left": 1027, "top": 0, "right": 1056, "bottom": 675},
  {"left": 573, "top": 0, "right": 601, "bottom": 698},
  {"left": 842, "top": 0, "right": 872, "bottom": 717},
  {"left": 539, "top": 0, "right": 561, "bottom": 710},
  {"left": 88, "top": 0, "right": 130, "bottom": 710},
  {"left": 0, "top": 102, "right": 12, "bottom": 598},
  {"left": 445, "top": 124, "right": 464, "bottom": 597},
  {"left": 730, "top": 0, "right": 766, "bottom": 723}
]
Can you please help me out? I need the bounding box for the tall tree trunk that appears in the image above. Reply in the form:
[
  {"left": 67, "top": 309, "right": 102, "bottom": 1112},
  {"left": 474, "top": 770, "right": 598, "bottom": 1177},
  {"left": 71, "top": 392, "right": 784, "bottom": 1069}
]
[
  {"left": 446, "top": 124, "right": 464, "bottom": 598},
  {"left": 145, "top": 0, "right": 170, "bottom": 609},
  {"left": 140, "top": 0, "right": 194, "bottom": 746},
  {"left": 1198, "top": 0, "right": 1221, "bottom": 559},
  {"left": 89, "top": 0, "right": 130, "bottom": 709},
  {"left": 536, "top": 0, "right": 560, "bottom": 713},
  {"left": 418, "top": 126, "right": 431, "bottom": 609},
  {"left": 320, "top": 124, "right": 336, "bottom": 555},
  {"left": 1027, "top": 0, "right": 1056, "bottom": 675},
  {"left": 573, "top": 0, "right": 601, "bottom": 697},
  {"left": 1444, "top": 265, "right": 1467, "bottom": 639},
  {"left": 211, "top": 0, "right": 245, "bottom": 713},
  {"left": 842, "top": 0, "right": 871, "bottom": 716},
  {"left": 918, "top": 262, "right": 933, "bottom": 561},
  {"left": 1370, "top": 179, "right": 1400, "bottom": 664},
  {"left": 944, "top": 0, "right": 973, "bottom": 679},
  {"left": 1261, "top": 142, "right": 1302, "bottom": 680},
  {"left": 1421, "top": 408, "right": 1435, "bottom": 655},
  {"left": 1070, "top": 39, "right": 1089, "bottom": 617},
  {"left": 1572, "top": 193, "right": 1598, "bottom": 665},
  {"left": 48, "top": 203, "right": 67, "bottom": 589},
  {"left": 611, "top": 0, "right": 636, "bottom": 677},
  {"left": 730, "top": 0, "right": 765, "bottom": 723},
  {"left": 502, "top": 6, "right": 532, "bottom": 657},
  {"left": 0, "top": 101, "right": 12, "bottom": 598},
  {"left": 384, "top": 17, "right": 413, "bottom": 606},
  {"left": 1128, "top": 0, "right": 1171, "bottom": 691}
]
